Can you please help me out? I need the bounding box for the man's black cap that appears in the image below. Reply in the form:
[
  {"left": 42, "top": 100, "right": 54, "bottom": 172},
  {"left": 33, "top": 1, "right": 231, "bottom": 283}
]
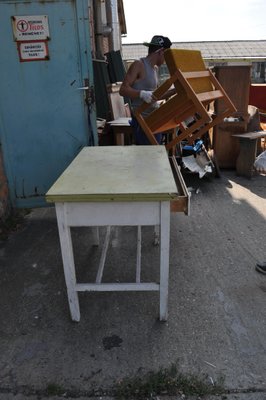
[{"left": 143, "top": 35, "right": 172, "bottom": 49}]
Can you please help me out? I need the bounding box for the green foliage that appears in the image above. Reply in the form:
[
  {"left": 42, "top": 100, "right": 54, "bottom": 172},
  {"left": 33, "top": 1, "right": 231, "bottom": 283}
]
[
  {"left": 45, "top": 383, "right": 65, "bottom": 396},
  {"left": 0, "top": 208, "right": 30, "bottom": 240},
  {"left": 114, "top": 364, "right": 225, "bottom": 399}
]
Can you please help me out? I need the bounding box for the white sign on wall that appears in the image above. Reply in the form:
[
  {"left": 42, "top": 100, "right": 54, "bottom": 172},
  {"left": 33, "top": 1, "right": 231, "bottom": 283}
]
[
  {"left": 12, "top": 15, "right": 50, "bottom": 41},
  {"left": 17, "top": 41, "right": 49, "bottom": 62}
]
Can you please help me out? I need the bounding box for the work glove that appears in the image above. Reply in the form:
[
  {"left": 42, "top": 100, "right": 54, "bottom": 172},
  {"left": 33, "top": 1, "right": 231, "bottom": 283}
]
[
  {"left": 140, "top": 90, "right": 154, "bottom": 104},
  {"left": 254, "top": 150, "right": 266, "bottom": 173}
]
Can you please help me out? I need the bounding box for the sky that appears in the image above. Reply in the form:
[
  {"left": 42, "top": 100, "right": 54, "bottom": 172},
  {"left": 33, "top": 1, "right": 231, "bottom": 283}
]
[{"left": 121, "top": 0, "right": 266, "bottom": 44}]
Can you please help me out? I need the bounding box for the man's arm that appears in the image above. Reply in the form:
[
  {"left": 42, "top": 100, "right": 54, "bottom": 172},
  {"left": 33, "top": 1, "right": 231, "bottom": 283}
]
[{"left": 119, "top": 60, "right": 143, "bottom": 99}]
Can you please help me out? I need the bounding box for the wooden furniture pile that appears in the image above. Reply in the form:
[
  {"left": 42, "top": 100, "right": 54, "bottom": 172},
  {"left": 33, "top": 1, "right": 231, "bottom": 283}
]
[{"left": 134, "top": 49, "right": 236, "bottom": 154}]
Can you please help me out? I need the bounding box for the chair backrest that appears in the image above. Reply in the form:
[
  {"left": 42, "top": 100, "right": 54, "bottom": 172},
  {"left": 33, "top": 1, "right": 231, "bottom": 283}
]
[
  {"left": 135, "top": 69, "right": 211, "bottom": 144},
  {"left": 135, "top": 48, "right": 237, "bottom": 150},
  {"left": 164, "top": 49, "right": 213, "bottom": 94},
  {"left": 107, "top": 82, "right": 131, "bottom": 120}
]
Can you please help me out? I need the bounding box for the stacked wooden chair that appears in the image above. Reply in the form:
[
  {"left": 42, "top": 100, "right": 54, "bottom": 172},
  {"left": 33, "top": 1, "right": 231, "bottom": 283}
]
[{"left": 134, "top": 49, "right": 237, "bottom": 152}]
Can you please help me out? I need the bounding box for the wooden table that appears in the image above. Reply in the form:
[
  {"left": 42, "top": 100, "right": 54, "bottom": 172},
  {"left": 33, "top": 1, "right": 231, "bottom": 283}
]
[
  {"left": 232, "top": 130, "right": 266, "bottom": 178},
  {"left": 46, "top": 146, "right": 179, "bottom": 322},
  {"left": 108, "top": 117, "right": 133, "bottom": 145}
]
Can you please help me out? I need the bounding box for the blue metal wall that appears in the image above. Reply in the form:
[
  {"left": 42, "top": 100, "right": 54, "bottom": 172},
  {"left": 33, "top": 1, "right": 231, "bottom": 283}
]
[{"left": 0, "top": 0, "right": 97, "bottom": 208}]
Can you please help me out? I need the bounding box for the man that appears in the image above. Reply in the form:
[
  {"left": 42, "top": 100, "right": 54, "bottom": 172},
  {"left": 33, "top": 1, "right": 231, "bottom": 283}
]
[
  {"left": 256, "top": 261, "right": 266, "bottom": 274},
  {"left": 119, "top": 35, "right": 173, "bottom": 145}
]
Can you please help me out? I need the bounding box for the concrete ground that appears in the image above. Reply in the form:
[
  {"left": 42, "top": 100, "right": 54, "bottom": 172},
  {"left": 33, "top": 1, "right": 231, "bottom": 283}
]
[{"left": 0, "top": 170, "right": 265, "bottom": 400}]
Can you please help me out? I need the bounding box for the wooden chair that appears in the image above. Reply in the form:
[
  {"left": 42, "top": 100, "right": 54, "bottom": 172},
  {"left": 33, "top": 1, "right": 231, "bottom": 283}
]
[
  {"left": 107, "top": 83, "right": 133, "bottom": 145},
  {"left": 134, "top": 49, "right": 237, "bottom": 152}
]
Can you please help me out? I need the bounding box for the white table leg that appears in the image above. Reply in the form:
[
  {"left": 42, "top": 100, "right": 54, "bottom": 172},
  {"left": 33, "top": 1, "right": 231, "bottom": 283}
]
[
  {"left": 91, "top": 227, "right": 100, "bottom": 246},
  {"left": 55, "top": 204, "right": 80, "bottom": 322},
  {"left": 153, "top": 225, "right": 160, "bottom": 246},
  {"left": 136, "top": 226, "right": 141, "bottom": 283},
  {"left": 96, "top": 226, "right": 111, "bottom": 283},
  {"left": 159, "top": 201, "right": 170, "bottom": 321}
]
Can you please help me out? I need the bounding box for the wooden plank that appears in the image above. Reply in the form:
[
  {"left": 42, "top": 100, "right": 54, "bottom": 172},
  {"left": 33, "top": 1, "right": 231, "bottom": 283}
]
[
  {"left": 183, "top": 70, "right": 211, "bottom": 79},
  {"left": 198, "top": 90, "right": 223, "bottom": 103},
  {"left": 232, "top": 131, "right": 266, "bottom": 140}
]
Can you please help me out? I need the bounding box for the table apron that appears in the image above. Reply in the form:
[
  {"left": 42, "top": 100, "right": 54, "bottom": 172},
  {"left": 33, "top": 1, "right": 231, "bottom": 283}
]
[{"left": 56, "top": 201, "right": 163, "bottom": 226}]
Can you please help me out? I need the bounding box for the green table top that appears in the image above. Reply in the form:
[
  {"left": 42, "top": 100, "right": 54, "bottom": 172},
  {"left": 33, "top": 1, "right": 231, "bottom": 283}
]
[{"left": 46, "top": 146, "right": 178, "bottom": 203}]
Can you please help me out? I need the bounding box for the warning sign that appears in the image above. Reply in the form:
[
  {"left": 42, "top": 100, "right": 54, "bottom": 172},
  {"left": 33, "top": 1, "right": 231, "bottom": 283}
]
[
  {"left": 17, "top": 41, "right": 49, "bottom": 62},
  {"left": 12, "top": 15, "right": 50, "bottom": 41}
]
